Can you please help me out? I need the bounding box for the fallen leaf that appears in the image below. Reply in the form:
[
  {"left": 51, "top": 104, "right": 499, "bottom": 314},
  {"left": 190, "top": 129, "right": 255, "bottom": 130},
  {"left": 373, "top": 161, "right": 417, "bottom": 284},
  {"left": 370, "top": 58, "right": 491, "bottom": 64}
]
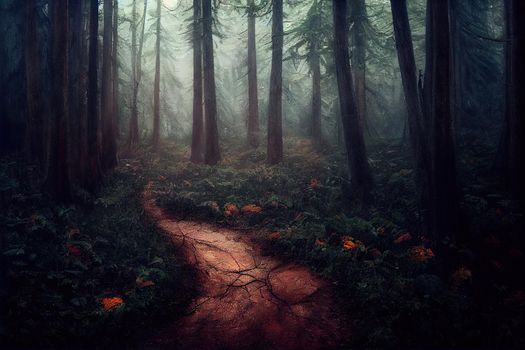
[
  {"left": 66, "top": 243, "right": 81, "bottom": 257},
  {"left": 408, "top": 246, "right": 435, "bottom": 262},
  {"left": 136, "top": 277, "right": 155, "bottom": 289},
  {"left": 101, "top": 297, "right": 124, "bottom": 311},
  {"left": 309, "top": 178, "right": 319, "bottom": 189},
  {"left": 315, "top": 239, "right": 326, "bottom": 247},
  {"left": 394, "top": 233, "right": 412, "bottom": 244},
  {"left": 269, "top": 231, "right": 281, "bottom": 240},
  {"left": 343, "top": 237, "right": 363, "bottom": 251}
]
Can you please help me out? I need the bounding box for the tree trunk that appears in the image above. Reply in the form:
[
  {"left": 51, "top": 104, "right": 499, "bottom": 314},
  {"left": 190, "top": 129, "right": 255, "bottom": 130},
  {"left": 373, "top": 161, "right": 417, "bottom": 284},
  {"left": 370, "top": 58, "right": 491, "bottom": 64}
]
[
  {"left": 247, "top": 0, "right": 259, "bottom": 148},
  {"left": 311, "top": 51, "right": 322, "bottom": 147},
  {"left": 128, "top": 0, "right": 147, "bottom": 149},
  {"left": 86, "top": 0, "right": 102, "bottom": 190},
  {"left": 390, "top": 0, "right": 431, "bottom": 226},
  {"left": 422, "top": 0, "right": 433, "bottom": 134},
  {"left": 113, "top": 0, "right": 120, "bottom": 139},
  {"left": 267, "top": 0, "right": 284, "bottom": 164},
  {"left": 100, "top": 0, "right": 117, "bottom": 170},
  {"left": 202, "top": 0, "right": 220, "bottom": 165},
  {"left": 46, "top": 0, "right": 71, "bottom": 201},
  {"left": 428, "top": 0, "right": 460, "bottom": 245},
  {"left": 190, "top": 0, "right": 204, "bottom": 163},
  {"left": 350, "top": 0, "right": 368, "bottom": 134},
  {"left": 151, "top": 0, "right": 161, "bottom": 150},
  {"left": 332, "top": 0, "right": 373, "bottom": 202},
  {"left": 504, "top": 0, "right": 525, "bottom": 200},
  {"left": 24, "top": 0, "right": 45, "bottom": 165}
]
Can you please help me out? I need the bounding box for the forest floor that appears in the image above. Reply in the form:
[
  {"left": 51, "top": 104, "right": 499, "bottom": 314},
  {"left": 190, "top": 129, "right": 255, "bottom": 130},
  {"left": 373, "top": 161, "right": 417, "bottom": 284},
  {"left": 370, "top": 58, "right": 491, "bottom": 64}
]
[{"left": 1, "top": 136, "right": 524, "bottom": 349}]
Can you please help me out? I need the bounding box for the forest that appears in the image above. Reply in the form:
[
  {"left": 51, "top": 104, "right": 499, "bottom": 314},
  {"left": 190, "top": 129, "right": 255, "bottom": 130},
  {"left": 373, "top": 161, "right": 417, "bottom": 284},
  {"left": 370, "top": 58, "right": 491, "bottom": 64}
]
[{"left": 0, "top": 0, "right": 524, "bottom": 349}]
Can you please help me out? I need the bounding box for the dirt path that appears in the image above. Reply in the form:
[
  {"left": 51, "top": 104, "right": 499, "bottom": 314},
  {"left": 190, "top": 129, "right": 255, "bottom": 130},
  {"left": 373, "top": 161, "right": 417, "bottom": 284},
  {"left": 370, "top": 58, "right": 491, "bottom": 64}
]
[{"left": 143, "top": 182, "right": 348, "bottom": 350}]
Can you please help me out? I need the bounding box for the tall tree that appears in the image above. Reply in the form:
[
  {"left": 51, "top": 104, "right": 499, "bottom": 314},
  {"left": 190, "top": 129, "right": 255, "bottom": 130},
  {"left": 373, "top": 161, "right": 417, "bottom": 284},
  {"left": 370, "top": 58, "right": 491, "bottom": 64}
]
[
  {"left": 191, "top": 0, "right": 204, "bottom": 163},
  {"left": 427, "top": 0, "right": 460, "bottom": 245},
  {"left": 86, "top": 0, "right": 102, "bottom": 189},
  {"left": 390, "top": 0, "right": 430, "bottom": 222},
  {"left": 101, "top": 0, "right": 117, "bottom": 170},
  {"left": 128, "top": 0, "right": 148, "bottom": 148},
  {"left": 349, "top": 0, "right": 368, "bottom": 132},
  {"left": 24, "top": 0, "right": 45, "bottom": 165},
  {"left": 246, "top": 0, "right": 259, "bottom": 148},
  {"left": 113, "top": 0, "right": 120, "bottom": 139},
  {"left": 46, "top": 0, "right": 71, "bottom": 201},
  {"left": 503, "top": 0, "right": 525, "bottom": 200},
  {"left": 332, "top": 0, "right": 373, "bottom": 202},
  {"left": 151, "top": 0, "right": 162, "bottom": 150},
  {"left": 267, "top": 0, "right": 284, "bottom": 164},
  {"left": 202, "top": 0, "right": 220, "bottom": 165}
]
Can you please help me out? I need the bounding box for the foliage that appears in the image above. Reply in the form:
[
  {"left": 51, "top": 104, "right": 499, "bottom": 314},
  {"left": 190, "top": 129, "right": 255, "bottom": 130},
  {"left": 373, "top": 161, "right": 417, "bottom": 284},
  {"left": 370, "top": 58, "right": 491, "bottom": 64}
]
[{"left": 0, "top": 157, "right": 195, "bottom": 348}]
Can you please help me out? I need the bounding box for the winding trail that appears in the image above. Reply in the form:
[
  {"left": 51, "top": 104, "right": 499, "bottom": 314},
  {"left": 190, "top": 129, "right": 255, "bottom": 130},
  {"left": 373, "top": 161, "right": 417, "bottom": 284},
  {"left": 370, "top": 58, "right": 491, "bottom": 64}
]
[{"left": 143, "top": 182, "right": 348, "bottom": 350}]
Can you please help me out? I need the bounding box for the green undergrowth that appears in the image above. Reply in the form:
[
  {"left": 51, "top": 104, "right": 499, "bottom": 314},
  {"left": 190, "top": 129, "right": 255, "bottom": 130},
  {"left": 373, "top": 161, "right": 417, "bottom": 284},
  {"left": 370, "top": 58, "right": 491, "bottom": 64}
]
[
  {"left": 0, "top": 157, "right": 196, "bottom": 349},
  {"left": 150, "top": 137, "right": 524, "bottom": 349}
]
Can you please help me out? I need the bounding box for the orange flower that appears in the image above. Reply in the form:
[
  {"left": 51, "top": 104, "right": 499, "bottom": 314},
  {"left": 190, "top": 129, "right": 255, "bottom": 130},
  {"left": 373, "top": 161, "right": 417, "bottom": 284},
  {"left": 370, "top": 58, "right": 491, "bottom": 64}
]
[
  {"left": 315, "top": 239, "right": 326, "bottom": 247},
  {"left": 408, "top": 246, "right": 435, "bottom": 262},
  {"left": 101, "top": 297, "right": 124, "bottom": 311},
  {"left": 343, "top": 238, "right": 363, "bottom": 251},
  {"left": 241, "top": 204, "right": 262, "bottom": 214},
  {"left": 269, "top": 231, "right": 281, "bottom": 240},
  {"left": 394, "top": 232, "right": 412, "bottom": 244},
  {"left": 309, "top": 178, "right": 319, "bottom": 189},
  {"left": 224, "top": 203, "right": 240, "bottom": 217},
  {"left": 66, "top": 243, "right": 81, "bottom": 257}
]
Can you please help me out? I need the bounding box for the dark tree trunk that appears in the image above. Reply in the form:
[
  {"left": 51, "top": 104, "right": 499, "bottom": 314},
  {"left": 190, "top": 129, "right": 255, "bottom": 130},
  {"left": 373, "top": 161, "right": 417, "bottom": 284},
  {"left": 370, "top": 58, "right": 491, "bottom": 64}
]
[
  {"left": 151, "top": 0, "right": 161, "bottom": 150},
  {"left": 190, "top": 0, "right": 204, "bottom": 163},
  {"left": 113, "top": 0, "right": 120, "bottom": 139},
  {"left": 86, "top": 0, "right": 102, "bottom": 189},
  {"left": 68, "top": 0, "right": 85, "bottom": 184},
  {"left": 311, "top": 51, "right": 322, "bottom": 147},
  {"left": 247, "top": 0, "right": 259, "bottom": 148},
  {"left": 422, "top": 0, "right": 433, "bottom": 133},
  {"left": 267, "top": 0, "right": 284, "bottom": 164},
  {"left": 350, "top": 0, "right": 368, "bottom": 133},
  {"left": 202, "top": 0, "right": 220, "bottom": 165},
  {"left": 390, "top": 0, "right": 431, "bottom": 225},
  {"left": 101, "top": 0, "right": 117, "bottom": 170},
  {"left": 24, "top": 0, "right": 45, "bottom": 165},
  {"left": 504, "top": 0, "right": 525, "bottom": 200},
  {"left": 128, "top": 0, "right": 147, "bottom": 149},
  {"left": 46, "top": 0, "right": 71, "bottom": 201},
  {"left": 427, "top": 0, "right": 460, "bottom": 245},
  {"left": 332, "top": 0, "right": 373, "bottom": 202}
]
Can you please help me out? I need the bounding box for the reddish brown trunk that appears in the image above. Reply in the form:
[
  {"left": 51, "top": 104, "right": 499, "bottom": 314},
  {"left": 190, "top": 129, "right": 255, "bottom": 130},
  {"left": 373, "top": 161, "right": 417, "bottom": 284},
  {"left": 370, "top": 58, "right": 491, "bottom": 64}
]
[
  {"left": 267, "top": 0, "right": 284, "bottom": 165},
  {"left": 191, "top": 0, "right": 204, "bottom": 163}
]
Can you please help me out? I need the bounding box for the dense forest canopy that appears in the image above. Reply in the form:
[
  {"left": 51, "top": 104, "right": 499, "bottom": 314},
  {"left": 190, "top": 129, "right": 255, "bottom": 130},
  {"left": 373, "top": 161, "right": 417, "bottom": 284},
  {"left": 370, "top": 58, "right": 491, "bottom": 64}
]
[{"left": 0, "top": 0, "right": 524, "bottom": 349}]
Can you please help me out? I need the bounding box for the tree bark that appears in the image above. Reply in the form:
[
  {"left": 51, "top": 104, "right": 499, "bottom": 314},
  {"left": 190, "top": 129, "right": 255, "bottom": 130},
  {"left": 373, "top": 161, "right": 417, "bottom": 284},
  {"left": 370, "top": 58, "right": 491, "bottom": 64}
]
[
  {"left": 350, "top": 0, "right": 368, "bottom": 134},
  {"left": 24, "top": 0, "right": 45, "bottom": 165},
  {"left": 191, "top": 0, "right": 204, "bottom": 163},
  {"left": 151, "top": 0, "right": 161, "bottom": 150},
  {"left": 332, "top": 0, "right": 373, "bottom": 202},
  {"left": 311, "top": 51, "right": 322, "bottom": 147},
  {"left": 128, "top": 0, "right": 147, "bottom": 149},
  {"left": 267, "top": 0, "right": 284, "bottom": 164},
  {"left": 504, "top": 0, "right": 525, "bottom": 200},
  {"left": 46, "top": 0, "right": 71, "bottom": 201},
  {"left": 202, "top": 0, "right": 220, "bottom": 165},
  {"left": 101, "top": 0, "right": 117, "bottom": 170},
  {"left": 390, "top": 0, "right": 431, "bottom": 224},
  {"left": 113, "top": 0, "right": 120, "bottom": 139},
  {"left": 247, "top": 0, "right": 259, "bottom": 148},
  {"left": 427, "top": 0, "right": 460, "bottom": 245},
  {"left": 86, "top": 0, "right": 102, "bottom": 190}
]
